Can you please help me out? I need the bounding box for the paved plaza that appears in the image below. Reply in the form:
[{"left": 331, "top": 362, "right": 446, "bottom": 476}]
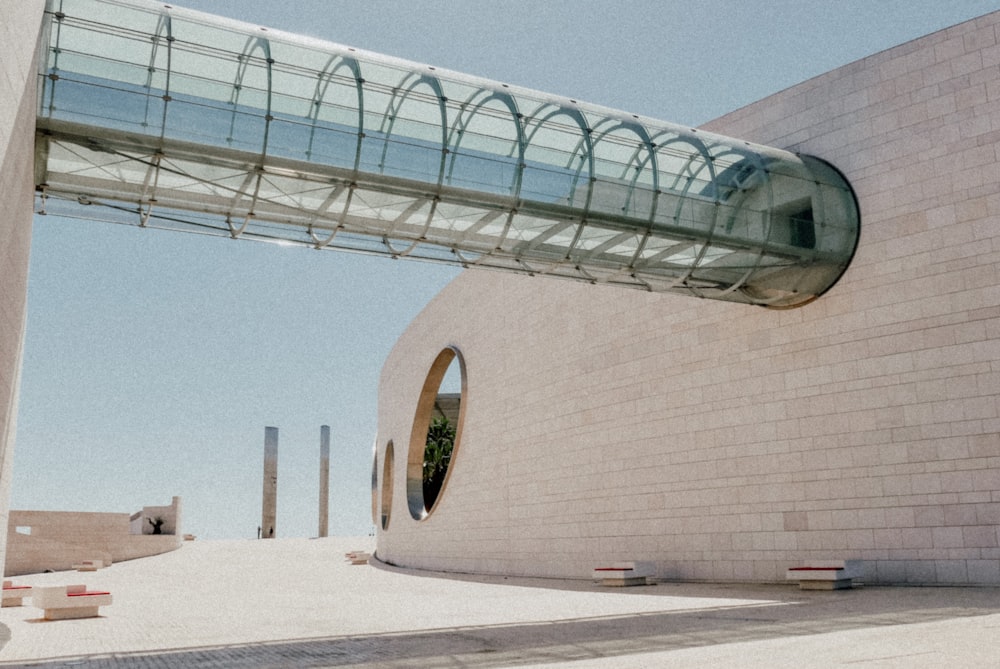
[{"left": 0, "top": 538, "right": 998, "bottom": 668}]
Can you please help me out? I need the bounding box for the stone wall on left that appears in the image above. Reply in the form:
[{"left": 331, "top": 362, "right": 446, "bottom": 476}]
[{"left": 0, "top": 0, "right": 47, "bottom": 580}]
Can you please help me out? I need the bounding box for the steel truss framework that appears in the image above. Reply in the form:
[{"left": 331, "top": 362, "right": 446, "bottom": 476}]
[{"left": 34, "top": 0, "right": 860, "bottom": 307}]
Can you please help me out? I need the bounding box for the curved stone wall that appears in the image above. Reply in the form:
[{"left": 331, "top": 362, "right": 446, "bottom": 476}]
[
  {"left": 375, "top": 10, "right": 1000, "bottom": 585},
  {"left": 6, "top": 497, "right": 183, "bottom": 577}
]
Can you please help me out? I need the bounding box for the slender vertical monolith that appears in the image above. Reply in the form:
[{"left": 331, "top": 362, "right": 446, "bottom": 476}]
[
  {"left": 261, "top": 426, "right": 278, "bottom": 539},
  {"left": 319, "top": 425, "right": 330, "bottom": 538}
]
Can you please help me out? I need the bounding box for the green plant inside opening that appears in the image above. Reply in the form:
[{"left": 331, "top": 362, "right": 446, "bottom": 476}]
[{"left": 422, "top": 415, "right": 456, "bottom": 510}]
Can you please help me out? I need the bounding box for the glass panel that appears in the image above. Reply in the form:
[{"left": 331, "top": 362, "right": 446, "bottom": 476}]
[{"left": 446, "top": 93, "right": 521, "bottom": 196}]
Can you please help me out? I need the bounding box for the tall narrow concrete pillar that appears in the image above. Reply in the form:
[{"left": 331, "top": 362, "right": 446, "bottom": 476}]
[
  {"left": 261, "top": 426, "right": 278, "bottom": 539},
  {"left": 319, "top": 425, "right": 330, "bottom": 538}
]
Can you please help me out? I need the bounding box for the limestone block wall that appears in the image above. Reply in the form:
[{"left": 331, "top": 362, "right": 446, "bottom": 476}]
[
  {"left": 0, "top": 0, "right": 46, "bottom": 580},
  {"left": 375, "top": 10, "right": 1000, "bottom": 585},
  {"left": 6, "top": 503, "right": 183, "bottom": 576}
]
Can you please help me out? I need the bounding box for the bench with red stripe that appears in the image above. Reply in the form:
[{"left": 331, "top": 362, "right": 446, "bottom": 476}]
[
  {"left": 786, "top": 560, "right": 862, "bottom": 590},
  {"left": 592, "top": 562, "right": 654, "bottom": 586},
  {"left": 2, "top": 580, "right": 32, "bottom": 607},
  {"left": 32, "top": 584, "right": 113, "bottom": 620}
]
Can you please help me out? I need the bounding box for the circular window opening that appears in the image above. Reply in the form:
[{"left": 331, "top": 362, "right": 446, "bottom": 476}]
[
  {"left": 380, "top": 441, "right": 394, "bottom": 530},
  {"left": 407, "top": 347, "right": 466, "bottom": 520}
]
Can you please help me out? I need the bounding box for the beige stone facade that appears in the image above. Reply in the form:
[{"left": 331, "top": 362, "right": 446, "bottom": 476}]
[
  {"left": 374, "top": 11, "right": 1000, "bottom": 585},
  {"left": 0, "top": 0, "right": 45, "bottom": 579}
]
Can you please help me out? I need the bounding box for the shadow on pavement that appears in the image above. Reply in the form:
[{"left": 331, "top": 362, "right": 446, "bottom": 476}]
[{"left": 2, "top": 585, "right": 998, "bottom": 668}]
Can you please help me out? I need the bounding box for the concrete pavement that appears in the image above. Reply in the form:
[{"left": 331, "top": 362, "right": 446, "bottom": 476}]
[{"left": 0, "top": 537, "right": 998, "bottom": 667}]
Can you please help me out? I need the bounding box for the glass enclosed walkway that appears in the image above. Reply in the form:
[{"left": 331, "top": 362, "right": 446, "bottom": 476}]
[{"left": 35, "top": 0, "right": 860, "bottom": 307}]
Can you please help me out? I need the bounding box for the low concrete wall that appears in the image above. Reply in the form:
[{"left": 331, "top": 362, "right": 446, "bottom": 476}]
[{"left": 6, "top": 499, "right": 183, "bottom": 576}]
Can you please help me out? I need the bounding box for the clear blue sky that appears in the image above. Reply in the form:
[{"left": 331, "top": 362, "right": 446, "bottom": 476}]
[{"left": 14, "top": 1, "right": 999, "bottom": 540}]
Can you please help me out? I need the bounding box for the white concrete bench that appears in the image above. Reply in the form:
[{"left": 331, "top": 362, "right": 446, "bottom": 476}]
[
  {"left": 2, "top": 580, "right": 32, "bottom": 607},
  {"left": 32, "top": 584, "right": 113, "bottom": 620},
  {"left": 592, "top": 562, "right": 654, "bottom": 586},
  {"left": 786, "top": 560, "right": 862, "bottom": 590},
  {"left": 72, "top": 559, "right": 106, "bottom": 572}
]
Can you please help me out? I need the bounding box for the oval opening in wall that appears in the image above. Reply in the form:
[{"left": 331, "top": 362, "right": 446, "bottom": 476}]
[
  {"left": 370, "top": 442, "right": 378, "bottom": 527},
  {"left": 380, "top": 441, "right": 394, "bottom": 530},
  {"left": 406, "top": 347, "right": 466, "bottom": 520}
]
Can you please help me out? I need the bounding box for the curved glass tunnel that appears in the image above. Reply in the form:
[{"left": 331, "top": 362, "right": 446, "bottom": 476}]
[{"left": 34, "top": 0, "right": 860, "bottom": 307}]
